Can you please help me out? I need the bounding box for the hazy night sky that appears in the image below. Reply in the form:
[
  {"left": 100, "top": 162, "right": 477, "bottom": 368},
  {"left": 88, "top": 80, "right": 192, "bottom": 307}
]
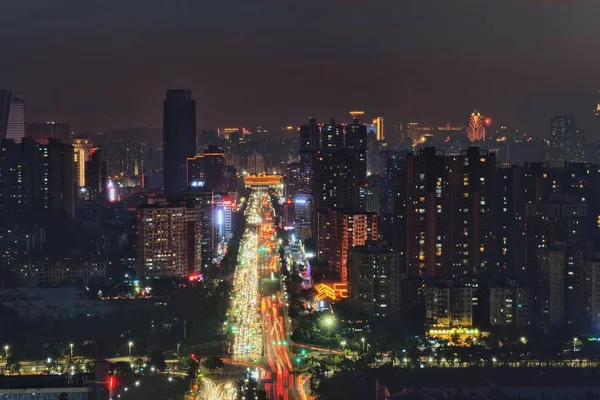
[{"left": 1, "top": 0, "right": 599, "bottom": 137}]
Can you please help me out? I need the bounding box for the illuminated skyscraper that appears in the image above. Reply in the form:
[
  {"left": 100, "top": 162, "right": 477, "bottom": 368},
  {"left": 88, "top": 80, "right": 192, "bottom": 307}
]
[
  {"left": 0, "top": 90, "right": 26, "bottom": 143},
  {"left": 72, "top": 138, "right": 94, "bottom": 188},
  {"left": 372, "top": 117, "right": 384, "bottom": 141},
  {"left": 467, "top": 110, "right": 486, "bottom": 142},
  {"left": 595, "top": 90, "right": 600, "bottom": 118},
  {"left": 163, "top": 89, "right": 196, "bottom": 198}
]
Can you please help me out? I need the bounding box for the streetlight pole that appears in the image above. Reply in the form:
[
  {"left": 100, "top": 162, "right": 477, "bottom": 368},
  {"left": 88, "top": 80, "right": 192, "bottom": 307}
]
[
  {"left": 177, "top": 343, "right": 181, "bottom": 357},
  {"left": 128, "top": 341, "right": 134, "bottom": 357},
  {"left": 69, "top": 343, "right": 74, "bottom": 359},
  {"left": 3, "top": 345, "right": 8, "bottom": 359},
  {"left": 361, "top": 338, "right": 365, "bottom": 352}
]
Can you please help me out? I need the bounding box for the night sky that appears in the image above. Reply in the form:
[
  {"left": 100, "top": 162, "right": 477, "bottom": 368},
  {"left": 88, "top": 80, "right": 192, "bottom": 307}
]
[{"left": 1, "top": 0, "right": 599, "bottom": 137}]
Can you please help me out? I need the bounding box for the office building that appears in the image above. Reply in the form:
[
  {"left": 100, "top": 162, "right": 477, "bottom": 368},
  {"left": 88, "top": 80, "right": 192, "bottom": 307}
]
[
  {"left": 186, "top": 145, "right": 225, "bottom": 191},
  {"left": 163, "top": 89, "right": 196, "bottom": 197},
  {"left": 327, "top": 209, "right": 378, "bottom": 283},
  {"left": 348, "top": 245, "right": 400, "bottom": 316},
  {"left": 26, "top": 121, "right": 70, "bottom": 144},
  {"left": 0, "top": 90, "right": 26, "bottom": 143},
  {"left": 136, "top": 202, "right": 201, "bottom": 278},
  {"left": 214, "top": 194, "right": 233, "bottom": 240}
]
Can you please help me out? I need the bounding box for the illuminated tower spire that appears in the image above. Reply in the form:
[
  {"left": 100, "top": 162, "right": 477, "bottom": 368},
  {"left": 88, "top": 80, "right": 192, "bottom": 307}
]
[{"left": 467, "top": 110, "right": 486, "bottom": 142}]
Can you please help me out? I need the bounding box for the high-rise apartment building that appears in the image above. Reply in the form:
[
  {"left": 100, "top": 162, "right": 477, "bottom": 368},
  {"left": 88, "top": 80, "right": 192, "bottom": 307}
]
[
  {"left": 548, "top": 115, "right": 583, "bottom": 167},
  {"left": 299, "top": 118, "right": 321, "bottom": 193},
  {"left": 348, "top": 245, "right": 400, "bottom": 317},
  {"left": 321, "top": 118, "right": 344, "bottom": 149},
  {"left": 284, "top": 162, "right": 302, "bottom": 199},
  {"left": 396, "top": 147, "right": 497, "bottom": 278},
  {"left": 585, "top": 259, "right": 600, "bottom": 329},
  {"left": 186, "top": 190, "right": 217, "bottom": 271},
  {"left": 489, "top": 285, "right": 532, "bottom": 328},
  {"left": 327, "top": 209, "right": 378, "bottom": 283},
  {"left": 425, "top": 283, "right": 475, "bottom": 328},
  {"left": 246, "top": 152, "right": 265, "bottom": 175},
  {"left": 0, "top": 90, "right": 26, "bottom": 143},
  {"left": 345, "top": 118, "right": 368, "bottom": 208},
  {"left": 163, "top": 89, "right": 196, "bottom": 198},
  {"left": 85, "top": 149, "right": 107, "bottom": 201},
  {"left": 136, "top": 203, "right": 201, "bottom": 278},
  {"left": 0, "top": 138, "right": 75, "bottom": 219},
  {"left": 27, "top": 121, "right": 70, "bottom": 144},
  {"left": 186, "top": 145, "right": 225, "bottom": 191},
  {"left": 95, "top": 136, "right": 150, "bottom": 178}
]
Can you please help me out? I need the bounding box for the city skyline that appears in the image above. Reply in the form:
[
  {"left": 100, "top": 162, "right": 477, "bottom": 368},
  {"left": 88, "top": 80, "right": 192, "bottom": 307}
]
[{"left": 0, "top": 1, "right": 599, "bottom": 136}]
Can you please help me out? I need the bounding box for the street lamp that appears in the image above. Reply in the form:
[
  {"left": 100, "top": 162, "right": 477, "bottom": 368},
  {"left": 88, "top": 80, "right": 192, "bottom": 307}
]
[
  {"left": 340, "top": 340, "right": 347, "bottom": 349},
  {"left": 3, "top": 345, "right": 8, "bottom": 359},
  {"left": 361, "top": 338, "right": 366, "bottom": 352},
  {"left": 69, "top": 343, "right": 74, "bottom": 358},
  {"left": 520, "top": 336, "right": 527, "bottom": 344},
  {"left": 177, "top": 343, "right": 181, "bottom": 357},
  {"left": 573, "top": 337, "right": 578, "bottom": 352},
  {"left": 128, "top": 341, "right": 134, "bottom": 357}
]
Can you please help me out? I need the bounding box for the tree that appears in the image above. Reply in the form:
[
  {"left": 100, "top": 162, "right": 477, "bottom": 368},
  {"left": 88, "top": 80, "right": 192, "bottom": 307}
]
[
  {"left": 6, "top": 356, "right": 21, "bottom": 374},
  {"left": 202, "top": 356, "right": 224, "bottom": 372},
  {"left": 148, "top": 349, "right": 167, "bottom": 372}
]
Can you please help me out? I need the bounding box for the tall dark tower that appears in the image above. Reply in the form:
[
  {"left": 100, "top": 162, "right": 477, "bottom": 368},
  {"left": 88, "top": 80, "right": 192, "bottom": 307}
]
[{"left": 163, "top": 89, "right": 196, "bottom": 197}]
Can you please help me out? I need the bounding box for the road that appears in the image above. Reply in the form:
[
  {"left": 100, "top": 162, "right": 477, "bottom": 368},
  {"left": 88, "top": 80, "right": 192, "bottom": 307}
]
[{"left": 230, "top": 189, "right": 297, "bottom": 400}]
